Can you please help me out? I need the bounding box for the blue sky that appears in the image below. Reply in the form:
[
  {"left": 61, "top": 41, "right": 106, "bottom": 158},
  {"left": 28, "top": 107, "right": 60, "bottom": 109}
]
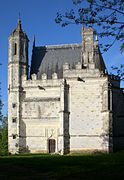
[{"left": 0, "top": 0, "right": 123, "bottom": 115}]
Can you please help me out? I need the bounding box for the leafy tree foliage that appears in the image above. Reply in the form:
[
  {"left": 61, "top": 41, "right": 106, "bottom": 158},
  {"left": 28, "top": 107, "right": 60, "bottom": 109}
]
[
  {"left": 0, "top": 83, "right": 3, "bottom": 124},
  {"left": 55, "top": 0, "right": 124, "bottom": 52},
  {"left": 0, "top": 65, "right": 8, "bottom": 155},
  {"left": 0, "top": 116, "right": 8, "bottom": 156},
  {"left": 0, "top": 64, "right": 3, "bottom": 124},
  {"left": 111, "top": 64, "right": 124, "bottom": 80}
]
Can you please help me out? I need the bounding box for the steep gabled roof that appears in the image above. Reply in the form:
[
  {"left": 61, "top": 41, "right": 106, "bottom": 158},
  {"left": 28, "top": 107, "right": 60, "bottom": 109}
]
[
  {"left": 30, "top": 44, "right": 106, "bottom": 79},
  {"left": 30, "top": 44, "right": 81, "bottom": 78}
]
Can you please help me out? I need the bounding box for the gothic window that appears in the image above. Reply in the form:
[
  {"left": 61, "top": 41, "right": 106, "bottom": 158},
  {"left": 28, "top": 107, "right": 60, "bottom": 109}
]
[
  {"left": 108, "top": 89, "right": 112, "bottom": 111},
  {"left": 14, "top": 43, "right": 17, "bottom": 55},
  {"left": 12, "top": 118, "right": 17, "bottom": 123},
  {"left": 20, "top": 43, "right": 24, "bottom": 57}
]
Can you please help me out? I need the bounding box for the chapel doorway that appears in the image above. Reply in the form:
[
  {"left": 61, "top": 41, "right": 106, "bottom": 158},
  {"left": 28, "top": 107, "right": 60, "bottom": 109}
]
[{"left": 48, "top": 139, "right": 56, "bottom": 153}]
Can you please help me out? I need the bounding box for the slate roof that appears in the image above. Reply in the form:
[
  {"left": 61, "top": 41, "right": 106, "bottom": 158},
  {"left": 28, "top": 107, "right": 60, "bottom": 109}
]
[
  {"left": 30, "top": 43, "right": 106, "bottom": 79},
  {"left": 30, "top": 44, "right": 82, "bottom": 78}
]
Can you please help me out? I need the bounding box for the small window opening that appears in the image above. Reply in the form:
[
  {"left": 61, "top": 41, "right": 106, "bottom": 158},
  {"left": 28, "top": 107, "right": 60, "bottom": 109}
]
[
  {"left": 15, "top": 143, "right": 18, "bottom": 147},
  {"left": 12, "top": 103, "right": 16, "bottom": 108},
  {"left": 14, "top": 43, "right": 17, "bottom": 55},
  {"left": 12, "top": 118, "right": 17, "bottom": 123},
  {"left": 12, "top": 135, "right": 16, "bottom": 139}
]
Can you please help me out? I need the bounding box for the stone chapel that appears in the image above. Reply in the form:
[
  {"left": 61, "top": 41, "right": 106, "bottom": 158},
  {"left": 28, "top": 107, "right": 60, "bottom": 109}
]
[{"left": 8, "top": 20, "right": 124, "bottom": 154}]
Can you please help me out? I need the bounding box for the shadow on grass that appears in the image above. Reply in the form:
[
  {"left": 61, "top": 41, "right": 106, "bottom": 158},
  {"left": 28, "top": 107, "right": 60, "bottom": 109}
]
[{"left": 0, "top": 152, "right": 124, "bottom": 179}]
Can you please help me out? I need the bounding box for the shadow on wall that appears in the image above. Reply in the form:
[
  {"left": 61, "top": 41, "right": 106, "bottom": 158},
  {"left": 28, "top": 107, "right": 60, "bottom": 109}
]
[
  {"left": 19, "top": 120, "right": 30, "bottom": 153},
  {"left": 111, "top": 89, "right": 124, "bottom": 152},
  {"left": 101, "top": 132, "right": 113, "bottom": 153},
  {"left": 101, "top": 113, "right": 113, "bottom": 153},
  {"left": 64, "top": 82, "right": 70, "bottom": 154}
]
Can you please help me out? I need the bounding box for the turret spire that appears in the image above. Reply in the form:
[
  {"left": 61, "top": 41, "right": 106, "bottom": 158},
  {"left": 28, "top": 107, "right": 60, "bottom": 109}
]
[
  {"left": 17, "top": 18, "right": 22, "bottom": 31},
  {"left": 19, "top": 12, "right": 21, "bottom": 20}
]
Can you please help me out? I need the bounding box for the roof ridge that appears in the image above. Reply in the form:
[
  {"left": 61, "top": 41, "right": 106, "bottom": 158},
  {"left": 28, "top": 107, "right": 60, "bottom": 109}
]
[{"left": 36, "top": 43, "right": 81, "bottom": 49}]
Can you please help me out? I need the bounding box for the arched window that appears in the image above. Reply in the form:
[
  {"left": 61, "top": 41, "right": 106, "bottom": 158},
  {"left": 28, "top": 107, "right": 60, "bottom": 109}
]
[{"left": 14, "top": 43, "right": 17, "bottom": 55}]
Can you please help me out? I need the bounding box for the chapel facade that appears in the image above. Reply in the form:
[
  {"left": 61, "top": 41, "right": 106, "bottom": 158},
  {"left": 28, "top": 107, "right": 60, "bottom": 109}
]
[{"left": 8, "top": 20, "right": 124, "bottom": 154}]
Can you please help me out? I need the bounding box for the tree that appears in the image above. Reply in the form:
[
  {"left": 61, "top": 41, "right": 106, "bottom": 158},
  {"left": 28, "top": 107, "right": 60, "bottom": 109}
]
[
  {"left": 111, "top": 64, "right": 124, "bottom": 80},
  {"left": 55, "top": 0, "right": 124, "bottom": 52},
  {"left": 0, "top": 116, "right": 8, "bottom": 156},
  {"left": 0, "top": 64, "right": 8, "bottom": 155},
  {"left": 0, "top": 79, "right": 3, "bottom": 125}
]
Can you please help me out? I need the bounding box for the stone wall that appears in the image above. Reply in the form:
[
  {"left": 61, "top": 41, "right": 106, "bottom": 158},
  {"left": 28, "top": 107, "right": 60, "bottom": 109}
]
[
  {"left": 20, "top": 74, "right": 62, "bottom": 153},
  {"left": 64, "top": 69, "right": 110, "bottom": 152}
]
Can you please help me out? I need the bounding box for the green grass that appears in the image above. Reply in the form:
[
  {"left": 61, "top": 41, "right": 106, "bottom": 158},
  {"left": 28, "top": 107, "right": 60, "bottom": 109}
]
[{"left": 0, "top": 152, "right": 124, "bottom": 179}]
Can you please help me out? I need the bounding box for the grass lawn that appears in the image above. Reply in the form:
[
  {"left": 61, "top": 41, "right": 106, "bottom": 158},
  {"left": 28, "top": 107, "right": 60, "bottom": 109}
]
[{"left": 0, "top": 152, "right": 124, "bottom": 180}]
